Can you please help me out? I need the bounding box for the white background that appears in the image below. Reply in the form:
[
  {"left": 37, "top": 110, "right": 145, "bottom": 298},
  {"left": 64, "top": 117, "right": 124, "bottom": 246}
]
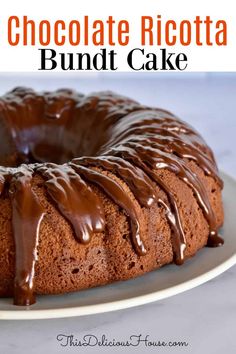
[{"left": 0, "top": 0, "right": 235, "bottom": 71}]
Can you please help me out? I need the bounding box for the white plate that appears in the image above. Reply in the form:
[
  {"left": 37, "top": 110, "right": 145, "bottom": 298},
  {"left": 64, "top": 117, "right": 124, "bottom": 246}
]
[{"left": 0, "top": 172, "right": 235, "bottom": 320}]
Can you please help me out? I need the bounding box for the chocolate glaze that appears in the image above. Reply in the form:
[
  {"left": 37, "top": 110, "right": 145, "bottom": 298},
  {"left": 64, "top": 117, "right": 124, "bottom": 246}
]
[
  {"left": 36, "top": 163, "right": 105, "bottom": 244},
  {"left": 0, "top": 165, "right": 45, "bottom": 305},
  {"left": 0, "top": 87, "right": 224, "bottom": 305},
  {"left": 70, "top": 163, "right": 146, "bottom": 256}
]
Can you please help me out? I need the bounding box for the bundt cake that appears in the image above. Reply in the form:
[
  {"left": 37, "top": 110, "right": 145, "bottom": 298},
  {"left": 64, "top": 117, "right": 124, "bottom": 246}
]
[{"left": 0, "top": 87, "right": 224, "bottom": 306}]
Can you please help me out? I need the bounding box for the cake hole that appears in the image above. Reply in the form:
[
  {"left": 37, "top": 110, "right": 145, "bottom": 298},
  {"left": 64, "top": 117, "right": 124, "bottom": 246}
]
[
  {"left": 71, "top": 268, "right": 80, "bottom": 274},
  {"left": 97, "top": 250, "right": 101, "bottom": 255},
  {"left": 140, "top": 265, "right": 144, "bottom": 270},
  {"left": 211, "top": 188, "right": 216, "bottom": 193},
  {"left": 88, "top": 265, "right": 94, "bottom": 271},
  {"left": 122, "top": 235, "right": 127, "bottom": 240},
  {"left": 127, "top": 261, "right": 135, "bottom": 270}
]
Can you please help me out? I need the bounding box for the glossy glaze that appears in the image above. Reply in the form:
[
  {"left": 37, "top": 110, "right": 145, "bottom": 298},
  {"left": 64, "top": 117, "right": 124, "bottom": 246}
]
[{"left": 0, "top": 88, "right": 223, "bottom": 305}]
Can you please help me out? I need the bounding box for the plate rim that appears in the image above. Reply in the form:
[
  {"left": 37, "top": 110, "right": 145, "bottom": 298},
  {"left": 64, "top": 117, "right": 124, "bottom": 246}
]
[{"left": 0, "top": 171, "right": 236, "bottom": 320}]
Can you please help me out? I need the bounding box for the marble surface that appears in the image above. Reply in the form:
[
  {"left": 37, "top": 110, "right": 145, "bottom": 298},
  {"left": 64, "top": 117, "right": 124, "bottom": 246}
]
[{"left": 0, "top": 73, "right": 235, "bottom": 354}]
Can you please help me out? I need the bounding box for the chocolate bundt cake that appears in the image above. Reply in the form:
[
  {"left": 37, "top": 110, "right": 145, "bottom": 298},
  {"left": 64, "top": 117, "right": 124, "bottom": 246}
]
[{"left": 0, "top": 87, "right": 224, "bottom": 306}]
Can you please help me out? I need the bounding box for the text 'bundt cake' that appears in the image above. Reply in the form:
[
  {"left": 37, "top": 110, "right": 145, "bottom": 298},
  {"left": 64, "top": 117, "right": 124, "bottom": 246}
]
[{"left": 0, "top": 87, "right": 224, "bottom": 306}]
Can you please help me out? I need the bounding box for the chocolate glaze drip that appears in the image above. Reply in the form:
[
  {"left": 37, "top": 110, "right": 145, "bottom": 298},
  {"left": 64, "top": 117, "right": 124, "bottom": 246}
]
[
  {"left": 106, "top": 143, "right": 221, "bottom": 259},
  {"left": 3, "top": 165, "right": 44, "bottom": 305},
  {"left": 72, "top": 156, "right": 186, "bottom": 264},
  {"left": 36, "top": 163, "right": 105, "bottom": 244},
  {"left": 0, "top": 88, "right": 224, "bottom": 305},
  {"left": 73, "top": 156, "right": 156, "bottom": 207},
  {"left": 70, "top": 162, "right": 146, "bottom": 256},
  {"left": 96, "top": 151, "right": 187, "bottom": 264}
]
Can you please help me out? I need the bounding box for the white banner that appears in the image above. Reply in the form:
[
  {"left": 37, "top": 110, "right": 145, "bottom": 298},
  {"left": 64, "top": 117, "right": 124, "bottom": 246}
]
[{"left": 0, "top": 0, "right": 235, "bottom": 72}]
